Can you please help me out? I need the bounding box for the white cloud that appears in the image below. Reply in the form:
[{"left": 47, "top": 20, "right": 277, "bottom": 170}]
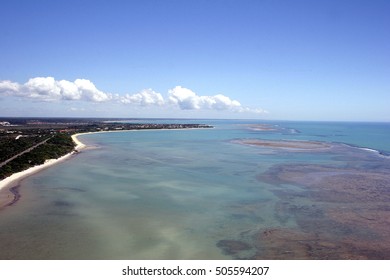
[
  {"left": 24, "top": 77, "right": 62, "bottom": 101},
  {"left": 168, "top": 85, "right": 264, "bottom": 113},
  {"left": 74, "top": 79, "right": 111, "bottom": 102},
  {"left": 0, "top": 77, "right": 266, "bottom": 115},
  {"left": 0, "top": 77, "right": 111, "bottom": 102},
  {"left": 206, "top": 94, "right": 242, "bottom": 110},
  {"left": 58, "top": 80, "right": 82, "bottom": 100},
  {"left": 168, "top": 86, "right": 200, "bottom": 109},
  {"left": 120, "top": 88, "right": 164, "bottom": 106},
  {"left": 0, "top": 80, "right": 20, "bottom": 94},
  {"left": 69, "top": 107, "right": 85, "bottom": 112},
  {"left": 168, "top": 86, "right": 242, "bottom": 111}
]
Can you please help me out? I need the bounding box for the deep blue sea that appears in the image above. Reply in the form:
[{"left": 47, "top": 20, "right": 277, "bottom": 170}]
[{"left": 1, "top": 120, "right": 389, "bottom": 259}]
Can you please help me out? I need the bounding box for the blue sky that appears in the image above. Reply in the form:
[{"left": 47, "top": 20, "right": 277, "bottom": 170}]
[{"left": 0, "top": 0, "right": 389, "bottom": 121}]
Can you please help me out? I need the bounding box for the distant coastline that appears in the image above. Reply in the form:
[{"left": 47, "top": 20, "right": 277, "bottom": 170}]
[{"left": 0, "top": 124, "right": 212, "bottom": 209}]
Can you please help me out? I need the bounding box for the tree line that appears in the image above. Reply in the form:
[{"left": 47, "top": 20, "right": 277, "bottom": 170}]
[{"left": 0, "top": 134, "right": 75, "bottom": 180}]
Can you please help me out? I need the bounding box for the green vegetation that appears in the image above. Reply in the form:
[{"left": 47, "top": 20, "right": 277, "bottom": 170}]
[
  {"left": 0, "top": 136, "right": 50, "bottom": 162},
  {"left": 0, "top": 133, "right": 75, "bottom": 180}
]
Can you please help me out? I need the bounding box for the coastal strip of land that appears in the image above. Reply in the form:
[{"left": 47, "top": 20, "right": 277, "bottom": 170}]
[{"left": 0, "top": 134, "right": 87, "bottom": 208}]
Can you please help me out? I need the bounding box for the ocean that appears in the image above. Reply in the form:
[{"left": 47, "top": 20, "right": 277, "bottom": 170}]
[{"left": 0, "top": 120, "right": 389, "bottom": 259}]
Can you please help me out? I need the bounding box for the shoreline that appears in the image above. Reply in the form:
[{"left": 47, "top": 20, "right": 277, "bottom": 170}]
[
  {"left": 0, "top": 133, "right": 88, "bottom": 208},
  {"left": 0, "top": 127, "right": 206, "bottom": 208},
  {"left": 71, "top": 133, "right": 88, "bottom": 150}
]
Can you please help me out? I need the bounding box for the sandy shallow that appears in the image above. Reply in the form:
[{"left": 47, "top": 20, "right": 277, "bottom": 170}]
[
  {"left": 233, "top": 138, "right": 332, "bottom": 150},
  {"left": 0, "top": 134, "right": 87, "bottom": 208}
]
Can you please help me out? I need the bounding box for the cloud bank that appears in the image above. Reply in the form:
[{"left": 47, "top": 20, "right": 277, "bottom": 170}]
[
  {"left": 0, "top": 77, "right": 265, "bottom": 114},
  {"left": 0, "top": 77, "right": 112, "bottom": 102}
]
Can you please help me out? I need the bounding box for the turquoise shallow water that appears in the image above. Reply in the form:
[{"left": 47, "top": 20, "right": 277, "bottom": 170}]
[{"left": 0, "top": 120, "right": 389, "bottom": 259}]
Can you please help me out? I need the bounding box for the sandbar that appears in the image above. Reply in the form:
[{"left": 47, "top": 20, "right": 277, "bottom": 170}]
[
  {"left": 245, "top": 124, "right": 279, "bottom": 131},
  {"left": 233, "top": 139, "right": 331, "bottom": 150}
]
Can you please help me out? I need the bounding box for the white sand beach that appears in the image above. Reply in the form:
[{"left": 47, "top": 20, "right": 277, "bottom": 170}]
[{"left": 71, "top": 133, "right": 87, "bottom": 150}]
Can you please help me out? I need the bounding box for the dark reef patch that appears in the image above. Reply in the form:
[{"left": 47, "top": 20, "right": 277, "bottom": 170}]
[{"left": 217, "top": 144, "right": 390, "bottom": 259}]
